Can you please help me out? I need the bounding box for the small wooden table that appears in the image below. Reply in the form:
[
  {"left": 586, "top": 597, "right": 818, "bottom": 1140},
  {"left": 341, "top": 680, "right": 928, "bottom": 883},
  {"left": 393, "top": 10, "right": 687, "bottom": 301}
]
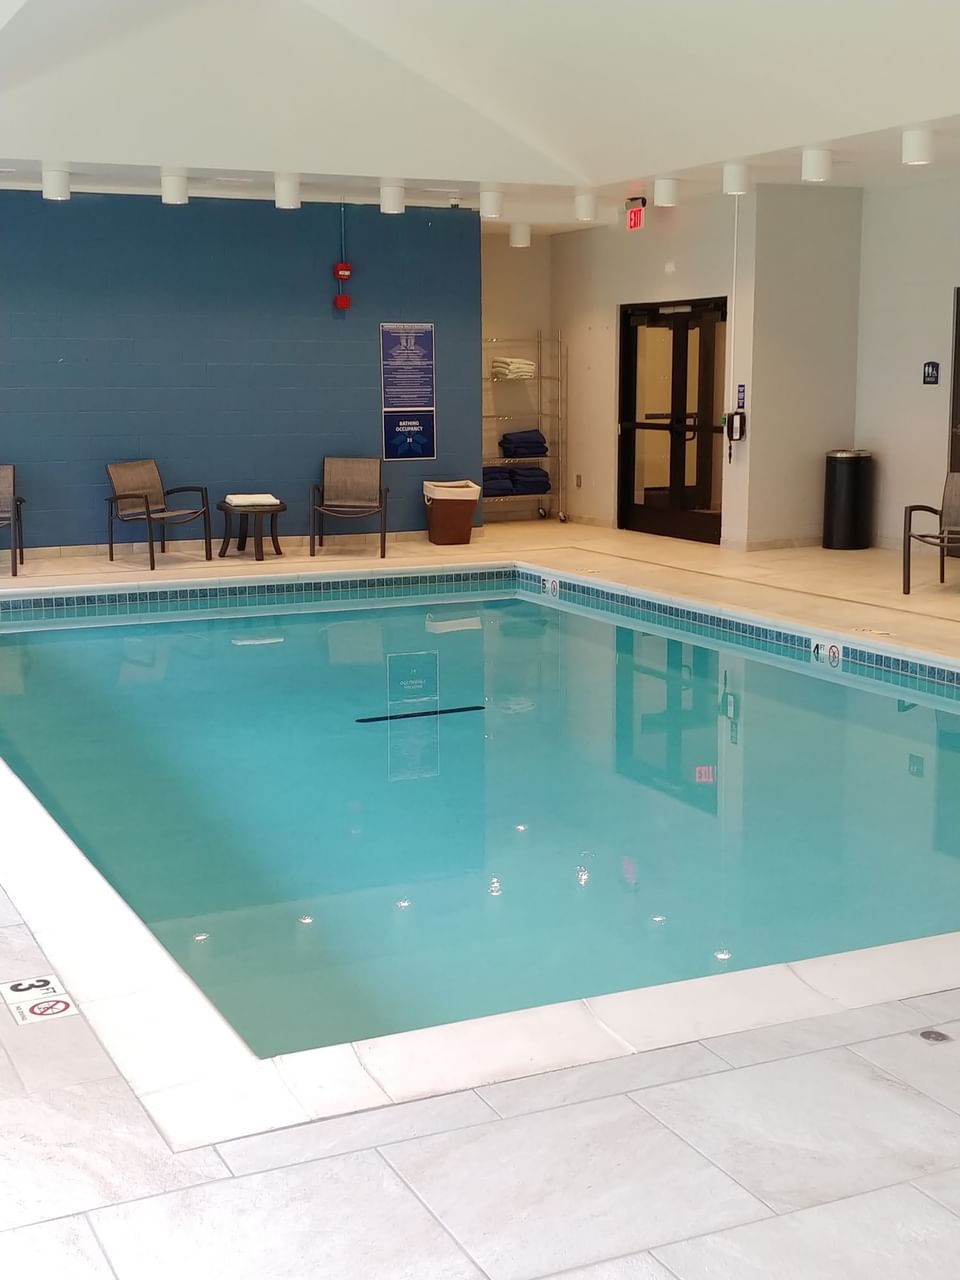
[{"left": 217, "top": 500, "right": 286, "bottom": 561}]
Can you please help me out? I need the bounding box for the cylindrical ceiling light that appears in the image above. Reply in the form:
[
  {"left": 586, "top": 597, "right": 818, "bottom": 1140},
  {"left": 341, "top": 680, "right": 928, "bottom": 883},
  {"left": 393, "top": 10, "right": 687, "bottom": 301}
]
[
  {"left": 160, "top": 169, "right": 188, "bottom": 205},
  {"left": 479, "top": 189, "right": 503, "bottom": 220},
  {"left": 41, "top": 167, "right": 70, "bottom": 201},
  {"left": 722, "top": 162, "right": 749, "bottom": 195},
  {"left": 274, "top": 172, "right": 301, "bottom": 209},
  {"left": 652, "top": 178, "right": 678, "bottom": 207},
  {"left": 902, "top": 128, "right": 934, "bottom": 166},
  {"left": 801, "top": 148, "right": 832, "bottom": 183},
  {"left": 508, "top": 222, "right": 531, "bottom": 248},
  {"left": 379, "top": 180, "right": 405, "bottom": 214},
  {"left": 574, "top": 188, "right": 596, "bottom": 222}
]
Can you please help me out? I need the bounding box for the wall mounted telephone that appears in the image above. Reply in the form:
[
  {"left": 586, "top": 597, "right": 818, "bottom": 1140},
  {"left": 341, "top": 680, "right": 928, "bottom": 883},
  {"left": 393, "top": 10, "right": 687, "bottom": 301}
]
[{"left": 723, "top": 411, "right": 746, "bottom": 461}]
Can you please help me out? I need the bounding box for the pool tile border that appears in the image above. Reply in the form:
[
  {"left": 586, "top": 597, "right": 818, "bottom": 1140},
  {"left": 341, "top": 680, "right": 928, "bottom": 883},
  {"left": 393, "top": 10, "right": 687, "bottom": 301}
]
[{"left": 2, "top": 559, "right": 960, "bottom": 700}]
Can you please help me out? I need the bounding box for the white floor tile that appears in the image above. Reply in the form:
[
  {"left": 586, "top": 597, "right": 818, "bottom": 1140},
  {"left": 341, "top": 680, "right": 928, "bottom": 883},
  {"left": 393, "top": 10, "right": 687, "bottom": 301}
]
[
  {"left": 354, "top": 1000, "right": 630, "bottom": 1101},
  {"left": 91, "top": 1149, "right": 483, "bottom": 1280},
  {"left": 791, "top": 933, "right": 960, "bottom": 1008},
  {"left": 80, "top": 977, "right": 254, "bottom": 1094},
  {"left": 139, "top": 1061, "right": 310, "bottom": 1149},
  {"left": 273, "top": 1042, "right": 391, "bottom": 1117},
  {"left": 914, "top": 1165, "right": 960, "bottom": 1214},
  {"left": 0, "top": 888, "right": 21, "bottom": 927},
  {"left": 479, "top": 1043, "right": 727, "bottom": 1118},
  {"left": 219, "top": 1089, "right": 496, "bottom": 1175},
  {"left": 0, "top": 923, "right": 48, "bottom": 981},
  {"left": 654, "top": 1185, "right": 960, "bottom": 1279},
  {"left": 382, "top": 1096, "right": 769, "bottom": 1280},
  {"left": 852, "top": 1019, "right": 960, "bottom": 1113},
  {"left": 0, "top": 1041, "right": 24, "bottom": 1099},
  {"left": 0, "top": 1077, "right": 224, "bottom": 1230},
  {"left": 0, "top": 1216, "right": 116, "bottom": 1279},
  {"left": 638, "top": 1047, "right": 960, "bottom": 1213},
  {"left": 587, "top": 964, "right": 840, "bottom": 1052},
  {"left": 0, "top": 1006, "right": 116, "bottom": 1093},
  {"left": 704, "top": 1001, "right": 930, "bottom": 1067},
  {"left": 540, "top": 1258, "right": 672, "bottom": 1280},
  {"left": 904, "top": 986, "right": 960, "bottom": 1022}
]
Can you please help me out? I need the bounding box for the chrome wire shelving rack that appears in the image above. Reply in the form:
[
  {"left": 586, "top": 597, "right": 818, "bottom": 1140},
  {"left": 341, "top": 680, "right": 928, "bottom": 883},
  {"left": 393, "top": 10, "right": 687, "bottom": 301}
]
[{"left": 481, "top": 330, "right": 565, "bottom": 521}]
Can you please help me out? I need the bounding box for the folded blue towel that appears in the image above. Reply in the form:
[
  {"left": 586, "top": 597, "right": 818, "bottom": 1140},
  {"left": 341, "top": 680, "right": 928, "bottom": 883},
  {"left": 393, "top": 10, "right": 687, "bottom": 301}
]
[
  {"left": 511, "top": 466, "right": 551, "bottom": 494},
  {"left": 501, "top": 430, "right": 546, "bottom": 446},
  {"left": 502, "top": 444, "right": 547, "bottom": 457}
]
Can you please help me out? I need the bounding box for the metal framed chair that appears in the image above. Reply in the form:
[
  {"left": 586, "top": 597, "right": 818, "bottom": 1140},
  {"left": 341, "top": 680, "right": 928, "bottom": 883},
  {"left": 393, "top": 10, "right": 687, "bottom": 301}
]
[
  {"left": 903, "top": 472, "right": 960, "bottom": 594},
  {"left": 106, "top": 460, "right": 211, "bottom": 572},
  {"left": 0, "top": 465, "right": 25, "bottom": 578},
  {"left": 309, "top": 458, "right": 389, "bottom": 558}
]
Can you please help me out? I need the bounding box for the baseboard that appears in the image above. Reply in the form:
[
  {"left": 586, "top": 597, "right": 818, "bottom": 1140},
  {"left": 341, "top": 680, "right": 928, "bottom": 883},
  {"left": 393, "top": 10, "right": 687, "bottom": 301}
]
[{"left": 742, "top": 536, "right": 822, "bottom": 551}]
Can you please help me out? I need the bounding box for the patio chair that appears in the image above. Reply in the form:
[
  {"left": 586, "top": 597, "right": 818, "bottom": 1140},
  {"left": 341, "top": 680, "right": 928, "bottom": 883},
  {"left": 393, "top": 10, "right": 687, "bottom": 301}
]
[
  {"left": 106, "top": 460, "right": 211, "bottom": 572},
  {"left": 309, "top": 457, "right": 389, "bottom": 558},
  {"left": 903, "top": 472, "right": 960, "bottom": 594},
  {"left": 0, "top": 465, "right": 25, "bottom": 577}
]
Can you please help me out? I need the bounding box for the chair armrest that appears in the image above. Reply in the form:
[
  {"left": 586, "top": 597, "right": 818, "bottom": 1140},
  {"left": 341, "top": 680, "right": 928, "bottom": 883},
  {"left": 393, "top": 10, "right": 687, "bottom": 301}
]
[
  {"left": 165, "top": 485, "right": 208, "bottom": 506},
  {"left": 107, "top": 492, "right": 150, "bottom": 518},
  {"left": 14, "top": 495, "right": 24, "bottom": 508},
  {"left": 310, "top": 484, "right": 323, "bottom": 507},
  {"left": 904, "top": 504, "right": 941, "bottom": 537},
  {"left": 905, "top": 504, "right": 941, "bottom": 517},
  {"left": 381, "top": 487, "right": 390, "bottom": 498}
]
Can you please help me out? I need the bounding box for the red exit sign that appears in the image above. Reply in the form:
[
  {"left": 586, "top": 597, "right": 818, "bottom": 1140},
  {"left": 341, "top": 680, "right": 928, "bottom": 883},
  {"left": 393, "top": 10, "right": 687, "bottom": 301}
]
[{"left": 627, "top": 205, "right": 645, "bottom": 231}]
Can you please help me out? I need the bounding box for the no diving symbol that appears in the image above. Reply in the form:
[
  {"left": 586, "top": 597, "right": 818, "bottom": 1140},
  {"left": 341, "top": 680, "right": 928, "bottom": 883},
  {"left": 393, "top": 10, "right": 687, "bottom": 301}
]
[
  {"left": 29, "top": 999, "right": 70, "bottom": 1017},
  {"left": 828, "top": 644, "right": 840, "bottom": 669},
  {"left": 550, "top": 579, "right": 559, "bottom": 597}
]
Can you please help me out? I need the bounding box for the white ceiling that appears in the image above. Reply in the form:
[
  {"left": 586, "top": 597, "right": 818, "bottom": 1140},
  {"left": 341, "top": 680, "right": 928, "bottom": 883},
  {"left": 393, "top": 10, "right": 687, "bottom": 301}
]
[{"left": 1, "top": 0, "right": 960, "bottom": 228}]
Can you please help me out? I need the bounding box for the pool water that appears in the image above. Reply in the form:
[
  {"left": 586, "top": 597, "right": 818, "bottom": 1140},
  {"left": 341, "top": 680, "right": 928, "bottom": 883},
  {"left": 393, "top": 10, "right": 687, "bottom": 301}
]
[{"left": 2, "top": 597, "right": 960, "bottom": 1057}]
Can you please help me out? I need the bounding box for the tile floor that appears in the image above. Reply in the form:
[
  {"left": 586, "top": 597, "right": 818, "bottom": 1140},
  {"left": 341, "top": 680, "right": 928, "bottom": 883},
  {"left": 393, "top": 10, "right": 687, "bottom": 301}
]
[
  {"left": 6, "top": 905, "right": 960, "bottom": 1276},
  {"left": 3, "top": 519, "right": 960, "bottom": 1276}
]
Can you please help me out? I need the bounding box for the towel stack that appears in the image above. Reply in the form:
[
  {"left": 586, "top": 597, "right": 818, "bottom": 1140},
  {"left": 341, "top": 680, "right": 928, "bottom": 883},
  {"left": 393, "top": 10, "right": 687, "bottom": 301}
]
[
  {"left": 482, "top": 465, "right": 552, "bottom": 498},
  {"left": 500, "top": 429, "right": 547, "bottom": 458},
  {"left": 491, "top": 357, "right": 536, "bottom": 381}
]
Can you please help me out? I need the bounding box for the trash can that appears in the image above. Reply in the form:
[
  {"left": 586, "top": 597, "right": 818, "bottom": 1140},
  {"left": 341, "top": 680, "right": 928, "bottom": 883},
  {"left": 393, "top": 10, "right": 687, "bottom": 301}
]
[
  {"left": 423, "top": 480, "right": 481, "bottom": 545},
  {"left": 823, "top": 450, "right": 874, "bottom": 549}
]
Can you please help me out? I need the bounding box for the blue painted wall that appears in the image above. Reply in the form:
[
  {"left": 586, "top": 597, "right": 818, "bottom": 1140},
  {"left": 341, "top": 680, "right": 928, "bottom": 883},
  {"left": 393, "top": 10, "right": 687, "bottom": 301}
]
[{"left": 0, "top": 191, "right": 481, "bottom": 547}]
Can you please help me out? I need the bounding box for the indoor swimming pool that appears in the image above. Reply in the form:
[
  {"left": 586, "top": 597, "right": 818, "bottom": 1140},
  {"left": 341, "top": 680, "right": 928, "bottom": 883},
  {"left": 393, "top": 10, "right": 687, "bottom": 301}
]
[{"left": 1, "top": 586, "right": 960, "bottom": 1059}]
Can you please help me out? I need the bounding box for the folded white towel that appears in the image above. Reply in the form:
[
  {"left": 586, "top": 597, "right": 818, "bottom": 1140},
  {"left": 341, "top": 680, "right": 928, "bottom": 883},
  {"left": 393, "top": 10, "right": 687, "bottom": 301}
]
[{"left": 224, "top": 493, "right": 280, "bottom": 506}]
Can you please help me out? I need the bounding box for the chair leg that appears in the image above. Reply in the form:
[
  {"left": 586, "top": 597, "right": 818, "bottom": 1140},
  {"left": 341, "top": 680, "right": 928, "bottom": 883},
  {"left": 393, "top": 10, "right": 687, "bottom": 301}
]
[
  {"left": 10, "top": 520, "right": 16, "bottom": 578},
  {"left": 16, "top": 509, "right": 23, "bottom": 566},
  {"left": 159, "top": 526, "right": 166, "bottom": 554},
  {"left": 903, "top": 530, "right": 912, "bottom": 595},
  {"left": 145, "top": 514, "right": 156, "bottom": 572},
  {"left": 270, "top": 510, "right": 282, "bottom": 556},
  {"left": 203, "top": 507, "right": 212, "bottom": 561},
  {"left": 380, "top": 503, "right": 386, "bottom": 559},
  {"left": 237, "top": 515, "right": 248, "bottom": 552},
  {"left": 318, "top": 512, "right": 323, "bottom": 548},
  {"left": 254, "top": 513, "right": 264, "bottom": 562},
  {"left": 108, "top": 509, "right": 114, "bottom": 562},
  {"left": 218, "top": 508, "right": 233, "bottom": 558},
  {"left": 941, "top": 543, "right": 946, "bottom": 584}
]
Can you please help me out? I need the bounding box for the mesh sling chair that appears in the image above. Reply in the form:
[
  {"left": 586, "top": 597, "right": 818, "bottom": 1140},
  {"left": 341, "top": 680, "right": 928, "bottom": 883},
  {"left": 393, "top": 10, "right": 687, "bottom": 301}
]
[
  {"left": 106, "top": 460, "right": 211, "bottom": 572},
  {"left": 0, "top": 465, "right": 25, "bottom": 577},
  {"left": 903, "top": 472, "right": 960, "bottom": 594},
  {"left": 309, "top": 458, "right": 389, "bottom": 558}
]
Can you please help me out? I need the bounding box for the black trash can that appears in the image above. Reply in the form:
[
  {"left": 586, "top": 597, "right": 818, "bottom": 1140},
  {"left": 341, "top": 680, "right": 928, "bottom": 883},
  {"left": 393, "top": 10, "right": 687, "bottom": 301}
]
[{"left": 823, "top": 450, "right": 873, "bottom": 550}]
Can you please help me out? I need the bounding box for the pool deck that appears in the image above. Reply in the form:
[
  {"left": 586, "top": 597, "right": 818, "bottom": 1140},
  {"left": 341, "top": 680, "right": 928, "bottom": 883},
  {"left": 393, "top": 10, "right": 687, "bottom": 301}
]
[{"left": 3, "top": 521, "right": 960, "bottom": 1277}]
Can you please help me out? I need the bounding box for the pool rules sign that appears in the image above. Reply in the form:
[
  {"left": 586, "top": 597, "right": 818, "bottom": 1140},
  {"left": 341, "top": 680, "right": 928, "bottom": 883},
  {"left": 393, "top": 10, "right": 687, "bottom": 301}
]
[{"left": 381, "top": 323, "right": 437, "bottom": 460}]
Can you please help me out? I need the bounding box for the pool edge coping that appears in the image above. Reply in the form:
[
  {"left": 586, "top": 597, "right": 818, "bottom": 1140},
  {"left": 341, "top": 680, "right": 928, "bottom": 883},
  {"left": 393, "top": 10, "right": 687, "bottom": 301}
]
[{"left": 2, "top": 559, "right": 960, "bottom": 1150}]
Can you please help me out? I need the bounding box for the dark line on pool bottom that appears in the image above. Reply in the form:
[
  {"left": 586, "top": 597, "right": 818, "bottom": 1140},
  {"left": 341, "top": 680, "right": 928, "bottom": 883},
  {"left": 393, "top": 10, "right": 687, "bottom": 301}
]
[{"left": 356, "top": 705, "right": 486, "bottom": 724}]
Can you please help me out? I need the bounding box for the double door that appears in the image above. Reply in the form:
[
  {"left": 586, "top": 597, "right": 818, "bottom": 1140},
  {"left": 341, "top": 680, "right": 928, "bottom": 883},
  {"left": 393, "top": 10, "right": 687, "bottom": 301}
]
[{"left": 618, "top": 298, "right": 727, "bottom": 543}]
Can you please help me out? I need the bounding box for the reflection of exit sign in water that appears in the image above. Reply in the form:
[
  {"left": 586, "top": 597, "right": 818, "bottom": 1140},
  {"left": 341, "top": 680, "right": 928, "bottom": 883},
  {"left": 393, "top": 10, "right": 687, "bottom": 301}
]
[{"left": 695, "top": 765, "right": 715, "bottom": 784}]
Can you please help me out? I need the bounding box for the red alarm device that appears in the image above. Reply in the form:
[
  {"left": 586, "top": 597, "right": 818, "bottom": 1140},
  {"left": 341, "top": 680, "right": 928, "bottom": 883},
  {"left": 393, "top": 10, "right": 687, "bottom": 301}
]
[{"left": 333, "top": 261, "right": 352, "bottom": 281}]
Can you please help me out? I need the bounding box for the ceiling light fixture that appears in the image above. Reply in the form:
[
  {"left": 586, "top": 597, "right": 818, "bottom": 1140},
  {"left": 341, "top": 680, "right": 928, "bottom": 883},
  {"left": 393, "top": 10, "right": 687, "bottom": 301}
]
[
  {"left": 508, "top": 222, "right": 531, "bottom": 248},
  {"left": 379, "top": 180, "right": 405, "bottom": 215},
  {"left": 160, "top": 169, "right": 188, "bottom": 205},
  {"left": 653, "top": 178, "right": 678, "bottom": 207},
  {"left": 574, "top": 188, "right": 596, "bottom": 222},
  {"left": 800, "top": 148, "right": 832, "bottom": 183},
  {"left": 275, "top": 172, "right": 301, "bottom": 209},
  {"left": 722, "top": 162, "right": 749, "bottom": 195},
  {"left": 41, "top": 167, "right": 70, "bottom": 201},
  {"left": 479, "top": 188, "right": 503, "bottom": 220},
  {"left": 902, "top": 128, "right": 934, "bottom": 166}
]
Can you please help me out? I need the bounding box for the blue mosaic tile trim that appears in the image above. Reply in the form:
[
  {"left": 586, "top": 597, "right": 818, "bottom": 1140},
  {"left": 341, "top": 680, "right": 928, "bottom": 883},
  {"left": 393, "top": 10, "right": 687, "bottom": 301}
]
[
  {"left": 521, "top": 570, "right": 960, "bottom": 696},
  {"left": 0, "top": 569, "right": 518, "bottom": 624}
]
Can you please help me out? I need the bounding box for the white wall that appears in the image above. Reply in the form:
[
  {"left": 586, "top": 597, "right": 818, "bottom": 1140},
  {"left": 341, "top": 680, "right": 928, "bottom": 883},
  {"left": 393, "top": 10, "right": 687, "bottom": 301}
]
[
  {"left": 550, "top": 197, "right": 737, "bottom": 525},
  {"left": 855, "top": 177, "right": 960, "bottom": 547},
  {"left": 481, "top": 232, "right": 552, "bottom": 339},
  {"left": 747, "top": 185, "right": 862, "bottom": 548}
]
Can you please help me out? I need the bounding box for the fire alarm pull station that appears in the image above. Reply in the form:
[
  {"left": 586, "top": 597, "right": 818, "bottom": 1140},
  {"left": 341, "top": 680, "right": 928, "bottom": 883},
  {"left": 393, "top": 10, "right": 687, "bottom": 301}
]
[{"left": 724, "top": 411, "right": 746, "bottom": 462}]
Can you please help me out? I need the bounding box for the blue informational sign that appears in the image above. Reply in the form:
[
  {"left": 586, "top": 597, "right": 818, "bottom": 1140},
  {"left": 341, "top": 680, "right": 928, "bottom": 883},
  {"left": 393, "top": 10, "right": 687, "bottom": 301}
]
[{"left": 381, "top": 323, "right": 437, "bottom": 460}]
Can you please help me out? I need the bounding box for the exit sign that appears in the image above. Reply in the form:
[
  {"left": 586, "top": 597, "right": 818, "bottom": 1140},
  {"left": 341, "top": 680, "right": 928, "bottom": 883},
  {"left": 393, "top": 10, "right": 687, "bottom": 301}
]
[{"left": 627, "top": 205, "right": 645, "bottom": 231}]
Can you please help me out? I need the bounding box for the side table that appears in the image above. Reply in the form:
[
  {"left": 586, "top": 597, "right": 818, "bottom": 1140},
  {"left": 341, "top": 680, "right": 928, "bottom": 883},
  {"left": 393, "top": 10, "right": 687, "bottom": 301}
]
[{"left": 217, "top": 500, "right": 286, "bottom": 562}]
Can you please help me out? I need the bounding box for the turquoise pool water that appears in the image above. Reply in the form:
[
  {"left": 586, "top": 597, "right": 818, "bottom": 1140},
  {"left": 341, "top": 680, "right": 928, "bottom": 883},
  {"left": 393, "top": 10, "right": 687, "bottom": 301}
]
[{"left": 2, "top": 596, "right": 960, "bottom": 1056}]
